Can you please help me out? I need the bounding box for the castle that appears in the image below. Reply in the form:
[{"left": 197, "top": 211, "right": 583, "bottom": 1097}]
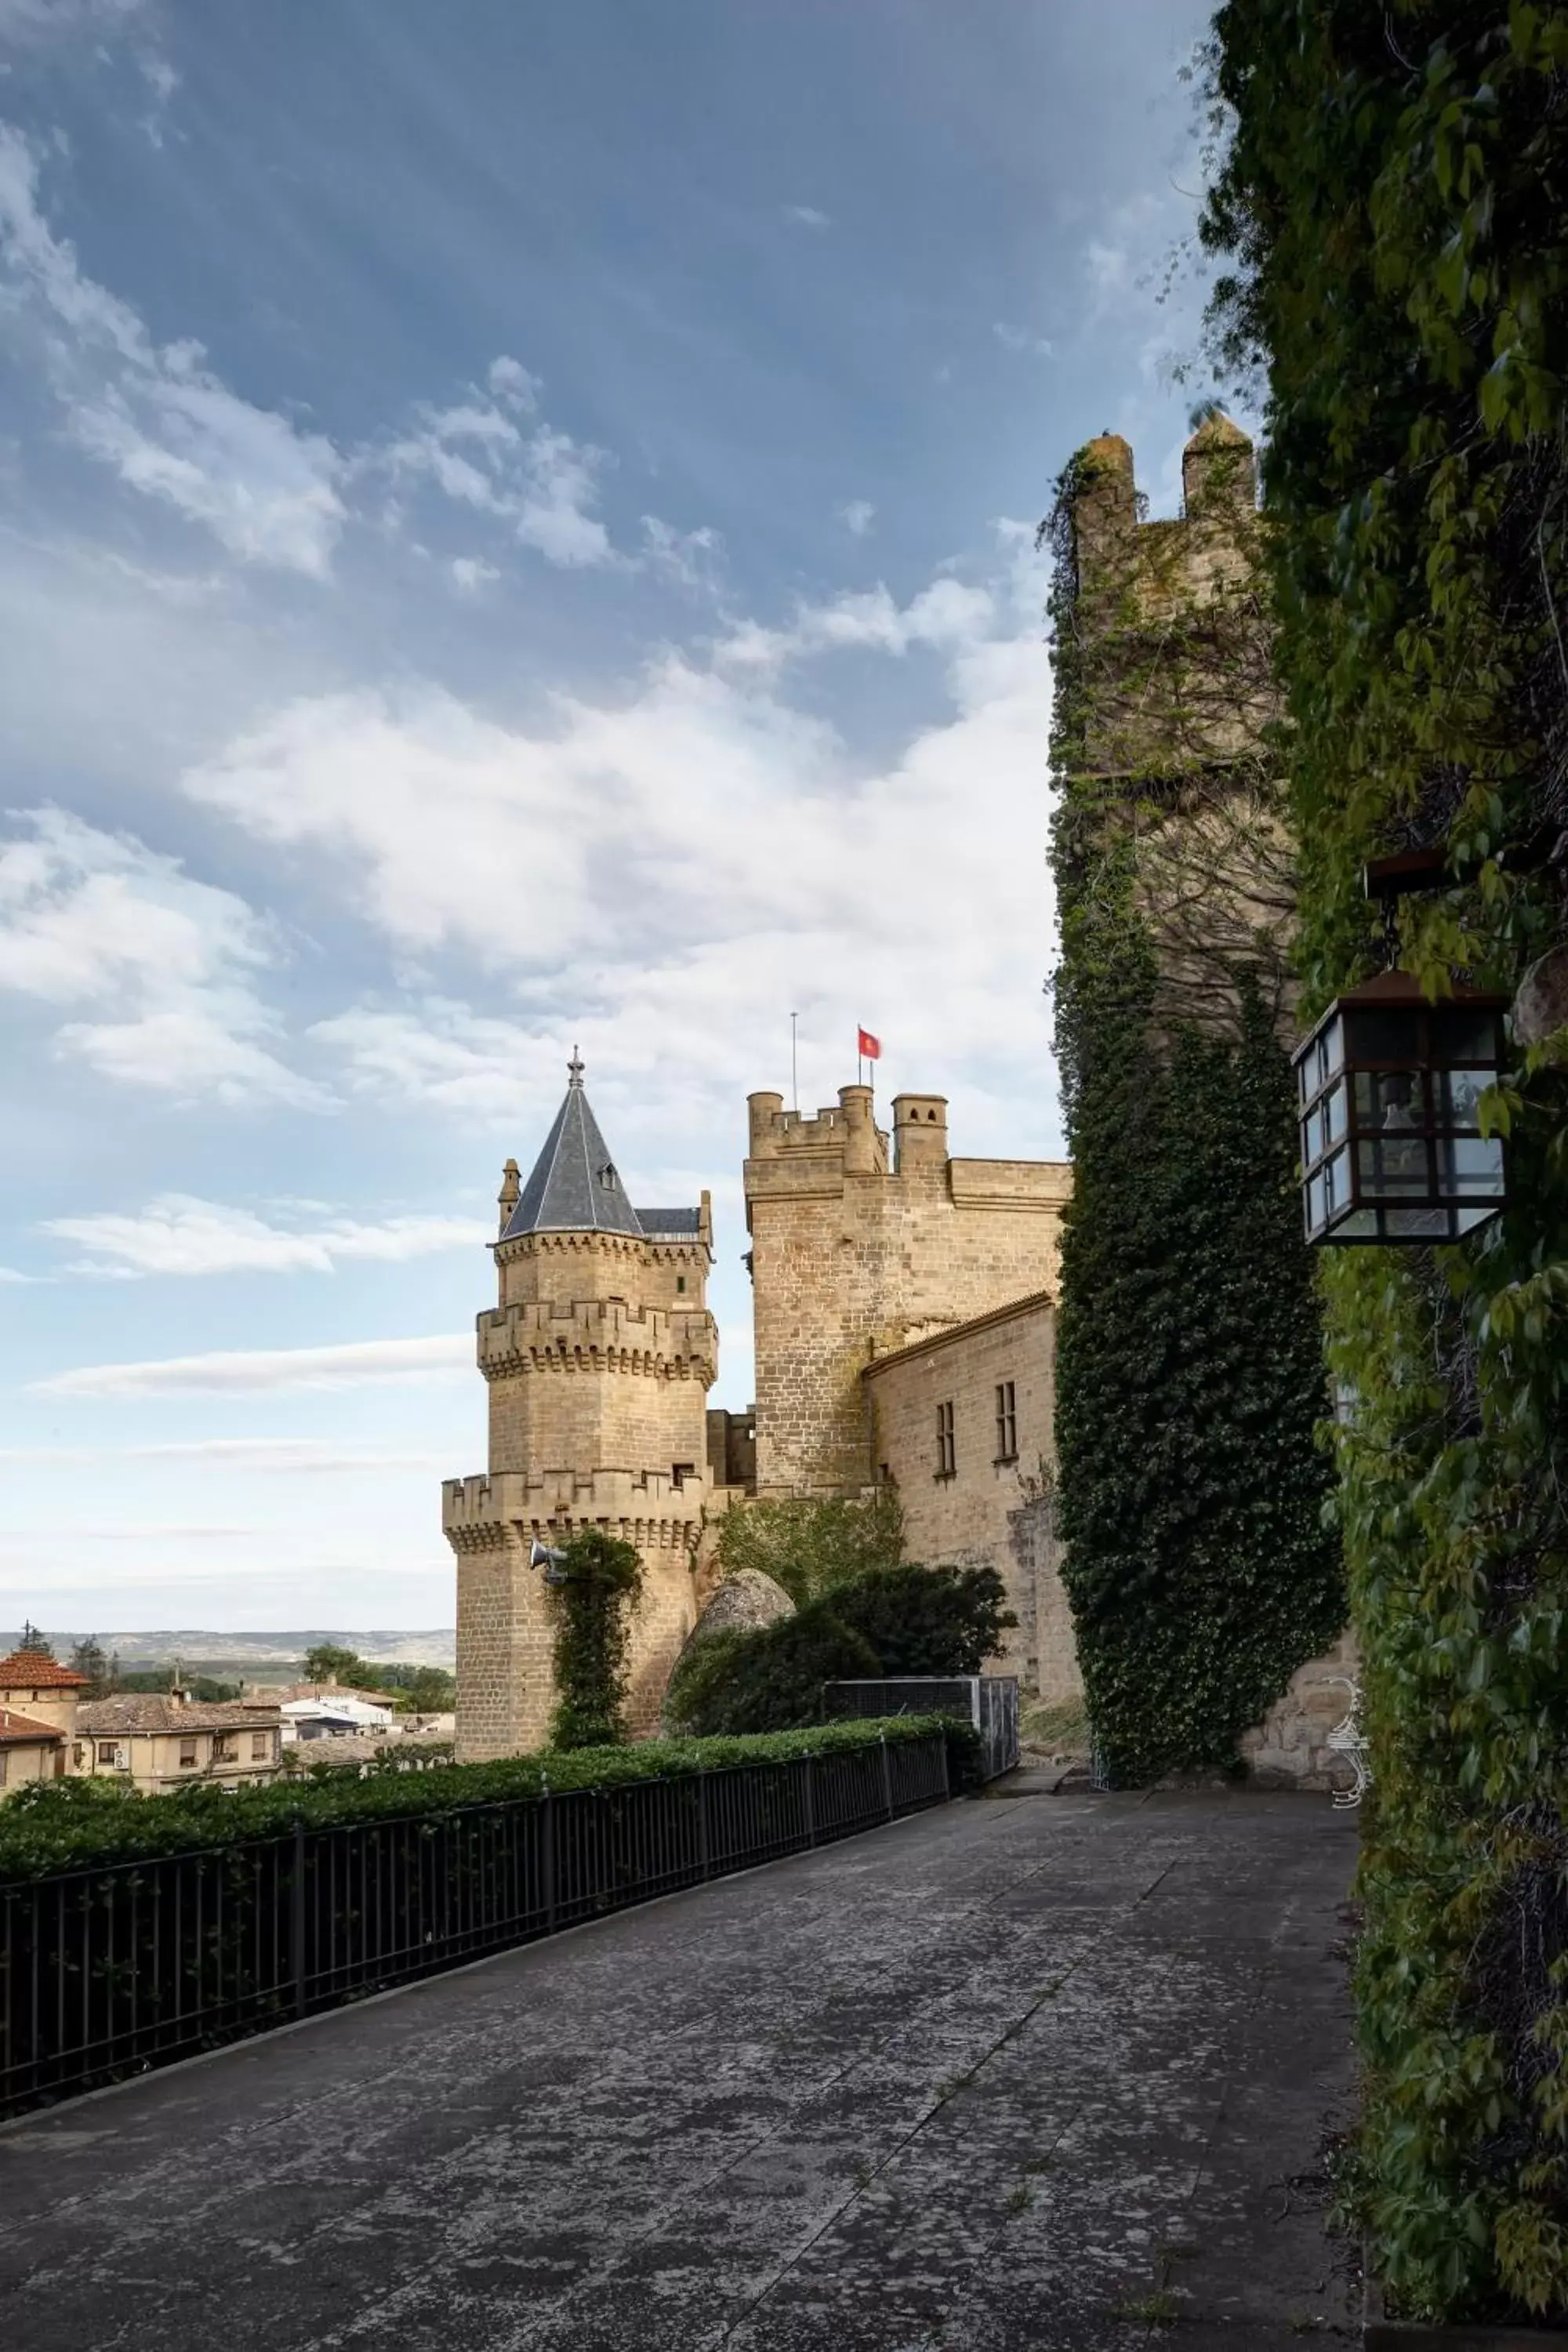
[
  {"left": 446, "top": 1065, "right": 1074, "bottom": 1759},
  {"left": 445, "top": 416, "right": 1348, "bottom": 1778}
]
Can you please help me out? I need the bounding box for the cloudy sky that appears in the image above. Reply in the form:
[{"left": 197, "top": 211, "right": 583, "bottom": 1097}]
[{"left": 0, "top": 0, "right": 1221, "bottom": 1634}]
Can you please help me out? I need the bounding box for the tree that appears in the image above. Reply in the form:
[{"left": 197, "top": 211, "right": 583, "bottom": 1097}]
[
  {"left": 386, "top": 1665, "right": 456, "bottom": 1714},
  {"left": 67, "top": 1637, "right": 110, "bottom": 1699},
  {"left": 828, "top": 1562, "right": 1014, "bottom": 1678},
  {"left": 16, "top": 1619, "right": 53, "bottom": 1658},
  {"left": 303, "top": 1643, "right": 364, "bottom": 1685},
  {"left": 549, "top": 1529, "right": 643, "bottom": 1750},
  {"left": 712, "top": 1487, "right": 904, "bottom": 1607}
]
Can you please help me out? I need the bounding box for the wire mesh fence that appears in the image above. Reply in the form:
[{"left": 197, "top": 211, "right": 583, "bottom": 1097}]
[{"left": 0, "top": 1732, "right": 949, "bottom": 2119}]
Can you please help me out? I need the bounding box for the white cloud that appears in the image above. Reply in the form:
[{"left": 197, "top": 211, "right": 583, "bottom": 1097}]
[
  {"left": 45, "top": 1194, "right": 488, "bottom": 1278},
  {"left": 374, "top": 365, "right": 616, "bottom": 569},
  {"left": 189, "top": 543, "right": 1062, "bottom": 1176},
  {"left": 783, "top": 205, "right": 830, "bottom": 229},
  {"left": 450, "top": 557, "right": 500, "bottom": 593},
  {"left": 838, "top": 500, "right": 875, "bottom": 537},
  {"left": 0, "top": 807, "right": 321, "bottom": 1105},
  {"left": 0, "top": 125, "right": 346, "bottom": 575},
  {"left": 641, "top": 515, "right": 723, "bottom": 591},
  {"left": 993, "top": 321, "right": 1055, "bottom": 358},
  {"left": 0, "top": 1439, "right": 448, "bottom": 1471},
  {"left": 713, "top": 577, "right": 994, "bottom": 671},
  {"left": 1086, "top": 240, "right": 1131, "bottom": 292},
  {"left": 34, "top": 1332, "right": 471, "bottom": 1398}
]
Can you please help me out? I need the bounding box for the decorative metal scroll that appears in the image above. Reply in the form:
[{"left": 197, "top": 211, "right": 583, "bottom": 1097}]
[{"left": 1323, "top": 1676, "right": 1371, "bottom": 1809}]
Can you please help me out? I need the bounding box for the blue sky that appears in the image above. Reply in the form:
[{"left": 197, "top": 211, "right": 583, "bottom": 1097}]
[{"left": 0, "top": 0, "right": 1224, "bottom": 1634}]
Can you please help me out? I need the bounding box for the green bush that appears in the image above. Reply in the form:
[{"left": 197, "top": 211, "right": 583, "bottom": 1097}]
[
  {"left": 1200, "top": 0, "right": 1568, "bottom": 2319},
  {"left": 828, "top": 1562, "right": 1014, "bottom": 1678},
  {"left": 665, "top": 1563, "right": 1015, "bottom": 1737},
  {"left": 0, "top": 1719, "right": 961, "bottom": 1886},
  {"left": 667, "top": 1610, "right": 881, "bottom": 1737},
  {"left": 711, "top": 1486, "right": 904, "bottom": 1606}
]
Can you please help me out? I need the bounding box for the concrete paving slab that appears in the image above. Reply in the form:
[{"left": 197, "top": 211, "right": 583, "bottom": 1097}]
[{"left": 0, "top": 1789, "right": 1359, "bottom": 2351}]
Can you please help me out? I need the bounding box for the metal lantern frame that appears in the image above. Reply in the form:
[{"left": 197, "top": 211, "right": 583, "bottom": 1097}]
[{"left": 1294, "top": 967, "right": 1509, "bottom": 1247}]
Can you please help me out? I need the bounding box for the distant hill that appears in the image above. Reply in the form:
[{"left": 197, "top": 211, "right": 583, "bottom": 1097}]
[{"left": 5, "top": 1630, "right": 457, "bottom": 1671}]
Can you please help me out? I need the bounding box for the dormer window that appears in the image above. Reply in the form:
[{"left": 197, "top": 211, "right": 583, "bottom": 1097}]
[{"left": 599, "top": 1163, "right": 618, "bottom": 1190}]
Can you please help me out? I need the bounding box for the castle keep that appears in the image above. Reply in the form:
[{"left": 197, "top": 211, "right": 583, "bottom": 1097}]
[
  {"left": 445, "top": 1056, "right": 717, "bottom": 1761},
  {"left": 744, "top": 1082, "right": 1074, "bottom": 1693}
]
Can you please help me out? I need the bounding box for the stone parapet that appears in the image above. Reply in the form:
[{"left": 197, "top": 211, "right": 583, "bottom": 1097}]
[
  {"left": 444, "top": 1465, "right": 706, "bottom": 1551},
  {"left": 476, "top": 1297, "right": 717, "bottom": 1384}
]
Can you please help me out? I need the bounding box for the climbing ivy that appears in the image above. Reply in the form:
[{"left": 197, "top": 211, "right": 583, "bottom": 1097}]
[
  {"left": 1046, "top": 431, "right": 1342, "bottom": 1790},
  {"left": 549, "top": 1528, "right": 644, "bottom": 1751},
  {"left": 1200, "top": 1, "right": 1568, "bottom": 2321}
]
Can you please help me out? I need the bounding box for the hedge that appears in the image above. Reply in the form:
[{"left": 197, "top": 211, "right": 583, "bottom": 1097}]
[{"left": 0, "top": 1718, "right": 975, "bottom": 1886}]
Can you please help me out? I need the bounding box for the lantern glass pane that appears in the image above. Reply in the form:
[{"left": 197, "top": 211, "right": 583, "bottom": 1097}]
[
  {"left": 1307, "top": 1172, "right": 1327, "bottom": 1234},
  {"left": 1440, "top": 1069, "right": 1488, "bottom": 1127},
  {"left": 1336, "top": 1209, "right": 1379, "bottom": 1239},
  {"left": 1346, "top": 1007, "right": 1420, "bottom": 1062},
  {"left": 1353, "top": 1069, "right": 1425, "bottom": 1132},
  {"left": 1326, "top": 1079, "right": 1348, "bottom": 1145},
  {"left": 1436, "top": 1007, "right": 1500, "bottom": 1064},
  {"left": 1436, "top": 1136, "right": 1505, "bottom": 1198},
  {"left": 1385, "top": 1207, "right": 1450, "bottom": 1239},
  {"left": 1454, "top": 1203, "right": 1498, "bottom": 1233},
  {"left": 1359, "top": 1134, "right": 1429, "bottom": 1199},
  {"left": 1323, "top": 1017, "right": 1343, "bottom": 1075},
  {"left": 1324, "top": 1145, "right": 1349, "bottom": 1214}
]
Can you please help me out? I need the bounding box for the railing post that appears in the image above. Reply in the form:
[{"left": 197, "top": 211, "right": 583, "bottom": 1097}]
[
  {"left": 804, "top": 1752, "right": 817, "bottom": 1847},
  {"left": 938, "top": 1731, "right": 950, "bottom": 1802},
  {"left": 291, "top": 1814, "right": 307, "bottom": 2020},
  {"left": 880, "top": 1733, "right": 895, "bottom": 1823},
  {"left": 540, "top": 1779, "right": 555, "bottom": 1933},
  {"left": 697, "top": 1770, "right": 711, "bottom": 1878}
]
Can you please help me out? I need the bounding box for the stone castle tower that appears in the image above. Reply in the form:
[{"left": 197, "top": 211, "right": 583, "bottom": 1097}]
[
  {"left": 744, "top": 1081, "right": 1071, "bottom": 1497},
  {"left": 445, "top": 1055, "right": 717, "bottom": 1760}
]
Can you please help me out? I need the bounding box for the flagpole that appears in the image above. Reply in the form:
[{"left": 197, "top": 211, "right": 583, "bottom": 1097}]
[{"left": 790, "top": 1011, "right": 798, "bottom": 1112}]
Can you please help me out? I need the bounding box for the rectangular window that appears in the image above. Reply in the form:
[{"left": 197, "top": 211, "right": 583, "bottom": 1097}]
[
  {"left": 0, "top": 1751, "right": 8, "bottom": 1787},
  {"left": 935, "top": 1399, "right": 956, "bottom": 1479},
  {"left": 675, "top": 1274, "right": 687, "bottom": 1294},
  {"left": 180, "top": 1739, "right": 198, "bottom": 1768},
  {"left": 96, "top": 1741, "right": 119, "bottom": 1766},
  {"left": 995, "top": 1381, "right": 1018, "bottom": 1463},
  {"left": 212, "top": 1735, "right": 237, "bottom": 1762},
  {"left": 251, "top": 1731, "right": 270, "bottom": 1759}
]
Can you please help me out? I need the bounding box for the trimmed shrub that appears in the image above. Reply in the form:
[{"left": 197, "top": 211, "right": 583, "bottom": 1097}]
[{"left": 0, "top": 1719, "right": 962, "bottom": 1886}]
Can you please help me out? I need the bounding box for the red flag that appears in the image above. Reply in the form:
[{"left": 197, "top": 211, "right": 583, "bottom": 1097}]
[{"left": 857, "top": 1026, "right": 881, "bottom": 1061}]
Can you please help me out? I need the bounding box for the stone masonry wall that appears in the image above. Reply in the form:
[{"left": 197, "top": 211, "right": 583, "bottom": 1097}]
[
  {"left": 746, "top": 1083, "right": 1070, "bottom": 1501},
  {"left": 862, "top": 1294, "right": 1077, "bottom": 1701},
  {"left": 449, "top": 1218, "right": 717, "bottom": 1762}
]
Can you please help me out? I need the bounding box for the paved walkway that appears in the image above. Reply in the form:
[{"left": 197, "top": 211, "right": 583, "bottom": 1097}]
[{"left": 0, "top": 1789, "right": 1359, "bottom": 2352}]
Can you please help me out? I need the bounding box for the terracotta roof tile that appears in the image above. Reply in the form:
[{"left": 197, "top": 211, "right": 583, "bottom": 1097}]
[
  {"left": 0, "top": 1704, "right": 64, "bottom": 1745},
  {"left": 0, "top": 1649, "right": 89, "bottom": 1690},
  {"left": 78, "top": 1697, "right": 282, "bottom": 1735}
]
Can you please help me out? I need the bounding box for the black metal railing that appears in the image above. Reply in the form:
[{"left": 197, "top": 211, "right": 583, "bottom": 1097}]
[{"left": 0, "top": 1733, "right": 949, "bottom": 2118}]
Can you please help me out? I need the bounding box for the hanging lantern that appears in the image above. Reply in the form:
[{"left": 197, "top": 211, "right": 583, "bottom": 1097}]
[{"left": 1294, "top": 970, "right": 1509, "bottom": 1246}]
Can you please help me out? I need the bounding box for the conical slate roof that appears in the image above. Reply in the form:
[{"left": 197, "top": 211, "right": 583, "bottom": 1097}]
[{"left": 501, "top": 1054, "right": 645, "bottom": 1240}]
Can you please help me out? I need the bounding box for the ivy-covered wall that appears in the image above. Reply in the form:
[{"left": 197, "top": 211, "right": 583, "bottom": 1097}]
[
  {"left": 1202, "top": 0, "right": 1568, "bottom": 2321},
  {"left": 1046, "top": 434, "right": 1343, "bottom": 1790}
]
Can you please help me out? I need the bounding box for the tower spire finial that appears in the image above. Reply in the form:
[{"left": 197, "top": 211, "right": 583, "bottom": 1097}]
[{"left": 568, "top": 1044, "right": 584, "bottom": 1088}]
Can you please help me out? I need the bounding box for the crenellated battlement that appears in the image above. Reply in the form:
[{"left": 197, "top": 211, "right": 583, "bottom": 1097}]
[
  {"left": 745, "top": 1074, "right": 1071, "bottom": 1496},
  {"left": 442, "top": 1466, "right": 705, "bottom": 1553},
  {"left": 476, "top": 1298, "right": 717, "bottom": 1382}
]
